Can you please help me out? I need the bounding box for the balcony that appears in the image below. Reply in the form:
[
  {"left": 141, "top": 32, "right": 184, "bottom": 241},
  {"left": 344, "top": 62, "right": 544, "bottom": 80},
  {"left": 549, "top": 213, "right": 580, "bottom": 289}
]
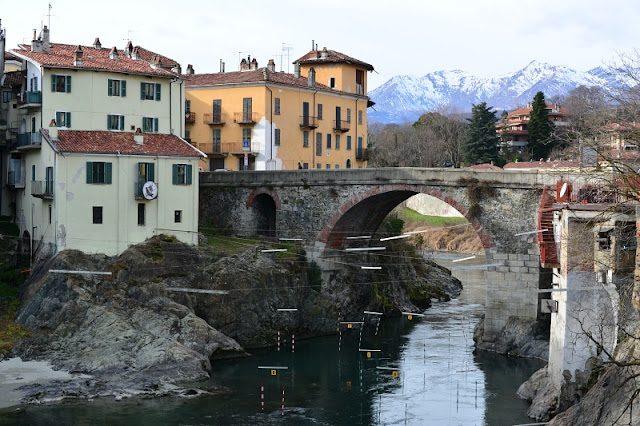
[
  {"left": 356, "top": 148, "right": 370, "bottom": 161},
  {"left": 197, "top": 141, "right": 259, "bottom": 155},
  {"left": 134, "top": 181, "right": 159, "bottom": 200},
  {"left": 16, "top": 132, "right": 42, "bottom": 150},
  {"left": 7, "top": 169, "right": 25, "bottom": 188},
  {"left": 299, "top": 116, "right": 318, "bottom": 129},
  {"left": 356, "top": 84, "right": 364, "bottom": 95},
  {"left": 17, "top": 91, "right": 42, "bottom": 109},
  {"left": 233, "top": 112, "right": 258, "bottom": 124},
  {"left": 203, "top": 113, "right": 226, "bottom": 125},
  {"left": 31, "top": 180, "right": 54, "bottom": 199},
  {"left": 185, "top": 112, "right": 196, "bottom": 123},
  {"left": 333, "top": 120, "right": 351, "bottom": 133}
]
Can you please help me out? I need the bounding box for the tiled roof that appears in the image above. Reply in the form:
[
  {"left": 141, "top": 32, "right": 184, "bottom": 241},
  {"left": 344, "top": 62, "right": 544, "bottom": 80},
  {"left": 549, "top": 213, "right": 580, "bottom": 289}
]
[
  {"left": 4, "top": 51, "right": 20, "bottom": 61},
  {"left": 2, "top": 70, "right": 22, "bottom": 88},
  {"left": 132, "top": 46, "right": 178, "bottom": 68},
  {"left": 43, "top": 130, "right": 203, "bottom": 157},
  {"left": 508, "top": 103, "right": 569, "bottom": 117},
  {"left": 185, "top": 68, "right": 362, "bottom": 97},
  {"left": 601, "top": 122, "right": 640, "bottom": 131},
  {"left": 503, "top": 160, "right": 579, "bottom": 169},
  {"left": 11, "top": 43, "right": 178, "bottom": 78},
  {"left": 465, "top": 163, "right": 502, "bottom": 170},
  {"left": 294, "top": 48, "right": 374, "bottom": 71}
]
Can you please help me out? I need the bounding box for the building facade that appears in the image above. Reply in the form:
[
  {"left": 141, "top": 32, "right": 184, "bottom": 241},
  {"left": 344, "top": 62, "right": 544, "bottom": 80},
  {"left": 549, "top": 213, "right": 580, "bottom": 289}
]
[
  {"left": 185, "top": 45, "right": 374, "bottom": 171},
  {"left": 498, "top": 103, "right": 570, "bottom": 154}
]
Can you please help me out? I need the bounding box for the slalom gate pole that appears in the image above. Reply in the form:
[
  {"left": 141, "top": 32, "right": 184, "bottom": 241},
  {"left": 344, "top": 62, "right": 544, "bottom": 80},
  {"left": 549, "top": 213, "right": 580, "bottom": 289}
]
[
  {"left": 277, "top": 329, "right": 280, "bottom": 351},
  {"left": 261, "top": 383, "right": 264, "bottom": 412},
  {"left": 281, "top": 386, "right": 285, "bottom": 415},
  {"left": 292, "top": 332, "right": 295, "bottom": 353}
]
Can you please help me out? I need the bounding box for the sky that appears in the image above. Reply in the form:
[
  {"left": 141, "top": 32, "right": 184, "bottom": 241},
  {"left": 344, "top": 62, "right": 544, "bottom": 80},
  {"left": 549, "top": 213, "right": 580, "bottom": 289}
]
[{"left": 3, "top": 0, "right": 640, "bottom": 90}]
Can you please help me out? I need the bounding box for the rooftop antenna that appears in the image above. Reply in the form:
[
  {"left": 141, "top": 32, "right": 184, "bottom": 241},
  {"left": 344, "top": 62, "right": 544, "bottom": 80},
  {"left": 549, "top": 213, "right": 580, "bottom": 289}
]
[
  {"left": 123, "top": 29, "right": 136, "bottom": 43},
  {"left": 46, "top": 3, "right": 54, "bottom": 29},
  {"left": 281, "top": 43, "right": 293, "bottom": 73},
  {"left": 235, "top": 50, "right": 248, "bottom": 70}
]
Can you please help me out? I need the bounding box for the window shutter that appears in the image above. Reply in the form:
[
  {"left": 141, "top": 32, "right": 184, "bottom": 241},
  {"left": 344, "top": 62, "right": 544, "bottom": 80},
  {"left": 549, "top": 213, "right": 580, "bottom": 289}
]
[
  {"left": 121, "top": 80, "right": 126, "bottom": 97},
  {"left": 149, "top": 163, "right": 155, "bottom": 182},
  {"left": 119, "top": 115, "right": 125, "bottom": 131},
  {"left": 172, "top": 164, "right": 178, "bottom": 185},
  {"left": 66, "top": 112, "right": 71, "bottom": 128},
  {"left": 51, "top": 75, "right": 56, "bottom": 92},
  {"left": 155, "top": 84, "right": 161, "bottom": 101},
  {"left": 66, "top": 76, "right": 71, "bottom": 93},
  {"left": 107, "top": 114, "right": 111, "bottom": 129},
  {"left": 186, "top": 164, "right": 193, "bottom": 185},
  {"left": 56, "top": 111, "right": 62, "bottom": 126},
  {"left": 105, "top": 162, "right": 112, "bottom": 184},
  {"left": 140, "top": 82, "right": 145, "bottom": 100},
  {"left": 108, "top": 79, "right": 113, "bottom": 96},
  {"left": 86, "top": 162, "right": 93, "bottom": 183},
  {"left": 154, "top": 118, "right": 159, "bottom": 132}
]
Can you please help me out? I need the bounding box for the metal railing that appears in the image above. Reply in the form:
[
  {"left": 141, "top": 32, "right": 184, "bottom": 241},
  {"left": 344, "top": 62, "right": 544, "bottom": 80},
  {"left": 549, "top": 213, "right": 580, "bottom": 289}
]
[
  {"left": 333, "top": 120, "right": 351, "bottom": 132},
  {"left": 356, "top": 84, "right": 364, "bottom": 95},
  {"left": 8, "top": 169, "right": 25, "bottom": 187},
  {"left": 17, "top": 91, "right": 42, "bottom": 107},
  {"left": 17, "top": 132, "right": 42, "bottom": 148},
  {"left": 198, "top": 141, "right": 259, "bottom": 154},
  {"left": 233, "top": 112, "right": 258, "bottom": 124},
  {"left": 185, "top": 112, "right": 196, "bottom": 123},
  {"left": 31, "top": 180, "right": 54, "bottom": 198},
  {"left": 356, "top": 148, "right": 369, "bottom": 161},
  {"left": 299, "top": 116, "right": 318, "bottom": 129},
  {"left": 203, "top": 113, "right": 226, "bottom": 125}
]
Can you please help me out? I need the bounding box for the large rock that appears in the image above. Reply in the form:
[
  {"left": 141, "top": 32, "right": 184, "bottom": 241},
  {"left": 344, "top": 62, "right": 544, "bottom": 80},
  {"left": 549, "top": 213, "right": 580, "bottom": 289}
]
[{"left": 474, "top": 316, "right": 549, "bottom": 360}]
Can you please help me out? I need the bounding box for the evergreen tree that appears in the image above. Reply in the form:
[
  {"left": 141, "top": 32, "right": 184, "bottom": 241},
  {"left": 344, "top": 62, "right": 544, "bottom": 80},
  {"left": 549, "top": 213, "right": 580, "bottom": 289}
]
[
  {"left": 527, "top": 91, "right": 555, "bottom": 160},
  {"left": 463, "top": 102, "right": 499, "bottom": 165}
]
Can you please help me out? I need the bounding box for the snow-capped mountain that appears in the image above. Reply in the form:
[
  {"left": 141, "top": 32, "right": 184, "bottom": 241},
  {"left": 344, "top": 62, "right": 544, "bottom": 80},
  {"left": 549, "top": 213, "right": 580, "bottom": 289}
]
[{"left": 368, "top": 61, "right": 618, "bottom": 123}]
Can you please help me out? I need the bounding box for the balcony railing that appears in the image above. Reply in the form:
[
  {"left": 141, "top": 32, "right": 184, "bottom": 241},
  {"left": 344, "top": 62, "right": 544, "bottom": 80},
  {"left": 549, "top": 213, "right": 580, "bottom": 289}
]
[
  {"left": 356, "top": 84, "right": 364, "bottom": 95},
  {"left": 17, "top": 132, "right": 42, "bottom": 149},
  {"left": 7, "top": 169, "right": 25, "bottom": 188},
  {"left": 233, "top": 112, "right": 258, "bottom": 124},
  {"left": 17, "top": 91, "right": 42, "bottom": 108},
  {"left": 185, "top": 112, "right": 196, "bottom": 123},
  {"left": 31, "top": 180, "right": 54, "bottom": 199},
  {"left": 203, "top": 113, "right": 226, "bottom": 125},
  {"left": 197, "top": 141, "right": 259, "bottom": 154},
  {"left": 333, "top": 120, "right": 351, "bottom": 133},
  {"left": 299, "top": 116, "right": 318, "bottom": 129},
  {"left": 356, "top": 148, "right": 370, "bottom": 161}
]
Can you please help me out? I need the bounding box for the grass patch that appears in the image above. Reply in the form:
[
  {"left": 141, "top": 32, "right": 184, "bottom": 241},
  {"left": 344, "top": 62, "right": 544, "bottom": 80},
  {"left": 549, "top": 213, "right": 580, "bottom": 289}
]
[
  {"left": 0, "top": 216, "right": 19, "bottom": 237},
  {"left": 395, "top": 207, "right": 468, "bottom": 227},
  {"left": 0, "top": 300, "right": 31, "bottom": 357},
  {"left": 207, "top": 235, "right": 262, "bottom": 255}
]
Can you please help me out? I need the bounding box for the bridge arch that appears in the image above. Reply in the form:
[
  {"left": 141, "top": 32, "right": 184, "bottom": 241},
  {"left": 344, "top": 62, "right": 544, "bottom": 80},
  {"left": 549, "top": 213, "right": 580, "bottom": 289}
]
[
  {"left": 317, "top": 184, "right": 493, "bottom": 250},
  {"left": 246, "top": 188, "right": 280, "bottom": 237}
]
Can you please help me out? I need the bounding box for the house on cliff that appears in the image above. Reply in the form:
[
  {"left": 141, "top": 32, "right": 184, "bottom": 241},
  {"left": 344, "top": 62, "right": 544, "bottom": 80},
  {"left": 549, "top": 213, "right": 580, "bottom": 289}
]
[{"left": 3, "top": 25, "right": 203, "bottom": 258}]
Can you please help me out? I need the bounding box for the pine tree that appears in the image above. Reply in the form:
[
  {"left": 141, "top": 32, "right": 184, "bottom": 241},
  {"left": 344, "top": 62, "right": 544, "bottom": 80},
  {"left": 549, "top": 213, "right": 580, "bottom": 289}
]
[
  {"left": 463, "top": 102, "right": 499, "bottom": 165},
  {"left": 527, "top": 91, "right": 555, "bottom": 160}
]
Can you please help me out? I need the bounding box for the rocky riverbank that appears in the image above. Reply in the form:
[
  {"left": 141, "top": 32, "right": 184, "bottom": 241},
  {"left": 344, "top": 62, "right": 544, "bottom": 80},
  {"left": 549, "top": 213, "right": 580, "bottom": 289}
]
[{"left": 4, "top": 235, "right": 462, "bottom": 407}]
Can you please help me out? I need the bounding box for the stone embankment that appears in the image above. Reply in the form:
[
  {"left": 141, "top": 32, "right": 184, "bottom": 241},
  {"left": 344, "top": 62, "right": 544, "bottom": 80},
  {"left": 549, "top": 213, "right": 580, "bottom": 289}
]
[{"left": 8, "top": 235, "right": 462, "bottom": 405}]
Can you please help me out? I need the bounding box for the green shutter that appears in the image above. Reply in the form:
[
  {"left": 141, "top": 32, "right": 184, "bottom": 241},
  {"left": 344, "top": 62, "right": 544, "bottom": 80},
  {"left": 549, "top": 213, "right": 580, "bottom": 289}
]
[
  {"left": 121, "top": 80, "right": 126, "bottom": 97},
  {"left": 56, "top": 111, "right": 62, "bottom": 126},
  {"left": 105, "top": 162, "right": 112, "bottom": 184},
  {"left": 155, "top": 84, "right": 161, "bottom": 101},
  {"left": 172, "top": 164, "right": 178, "bottom": 185},
  {"left": 51, "top": 74, "right": 56, "bottom": 92},
  {"left": 186, "top": 164, "right": 193, "bottom": 185},
  {"left": 66, "top": 76, "right": 71, "bottom": 93},
  {"left": 154, "top": 118, "right": 159, "bottom": 132},
  {"left": 149, "top": 163, "right": 155, "bottom": 182},
  {"left": 107, "top": 114, "right": 111, "bottom": 129},
  {"left": 66, "top": 112, "right": 71, "bottom": 128},
  {"left": 140, "top": 82, "right": 145, "bottom": 100},
  {"left": 108, "top": 79, "right": 113, "bottom": 96},
  {"left": 86, "top": 162, "right": 93, "bottom": 183},
  {"left": 119, "top": 115, "right": 125, "bottom": 131}
]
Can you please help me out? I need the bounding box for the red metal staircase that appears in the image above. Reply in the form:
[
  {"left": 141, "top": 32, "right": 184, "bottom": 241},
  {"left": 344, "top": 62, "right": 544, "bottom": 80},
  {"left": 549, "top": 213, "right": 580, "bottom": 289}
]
[{"left": 538, "top": 186, "right": 560, "bottom": 268}]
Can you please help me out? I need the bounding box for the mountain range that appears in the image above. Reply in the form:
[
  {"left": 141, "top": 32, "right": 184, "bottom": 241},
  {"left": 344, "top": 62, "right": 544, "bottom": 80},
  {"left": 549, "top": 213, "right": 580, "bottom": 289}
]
[{"left": 368, "top": 61, "right": 620, "bottom": 124}]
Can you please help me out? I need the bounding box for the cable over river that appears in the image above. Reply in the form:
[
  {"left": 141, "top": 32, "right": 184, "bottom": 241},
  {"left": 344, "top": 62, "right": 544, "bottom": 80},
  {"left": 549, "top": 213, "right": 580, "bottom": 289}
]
[{"left": 1, "top": 252, "right": 543, "bottom": 425}]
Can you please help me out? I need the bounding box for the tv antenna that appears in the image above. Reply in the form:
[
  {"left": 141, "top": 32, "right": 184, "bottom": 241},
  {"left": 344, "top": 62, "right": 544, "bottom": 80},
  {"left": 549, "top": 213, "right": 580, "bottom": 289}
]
[
  {"left": 46, "top": 4, "right": 54, "bottom": 29},
  {"left": 281, "top": 43, "right": 293, "bottom": 73},
  {"left": 235, "top": 50, "right": 249, "bottom": 70},
  {"left": 123, "top": 29, "right": 137, "bottom": 43}
]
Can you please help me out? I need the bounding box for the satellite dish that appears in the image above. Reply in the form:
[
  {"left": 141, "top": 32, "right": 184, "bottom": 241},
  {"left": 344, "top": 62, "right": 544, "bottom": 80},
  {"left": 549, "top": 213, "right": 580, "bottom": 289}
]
[
  {"left": 559, "top": 182, "right": 568, "bottom": 199},
  {"left": 143, "top": 181, "right": 158, "bottom": 200}
]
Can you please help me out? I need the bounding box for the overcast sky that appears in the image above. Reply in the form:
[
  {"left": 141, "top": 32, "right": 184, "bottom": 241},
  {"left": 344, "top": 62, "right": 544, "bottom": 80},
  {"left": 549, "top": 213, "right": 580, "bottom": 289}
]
[{"left": 3, "top": 0, "right": 640, "bottom": 90}]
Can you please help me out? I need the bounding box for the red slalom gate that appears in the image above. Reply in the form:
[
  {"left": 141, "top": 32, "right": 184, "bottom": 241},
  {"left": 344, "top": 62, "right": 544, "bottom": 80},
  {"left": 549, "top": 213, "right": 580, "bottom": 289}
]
[
  {"left": 291, "top": 332, "right": 295, "bottom": 353},
  {"left": 260, "top": 383, "right": 265, "bottom": 411},
  {"left": 277, "top": 329, "right": 280, "bottom": 351},
  {"left": 281, "top": 386, "right": 285, "bottom": 415}
]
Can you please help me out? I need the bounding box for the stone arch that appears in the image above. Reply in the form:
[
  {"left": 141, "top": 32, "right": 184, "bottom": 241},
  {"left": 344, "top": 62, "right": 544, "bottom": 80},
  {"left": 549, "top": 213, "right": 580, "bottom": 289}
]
[
  {"left": 21, "top": 230, "right": 31, "bottom": 255},
  {"left": 317, "top": 184, "right": 494, "bottom": 249},
  {"left": 246, "top": 188, "right": 279, "bottom": 237},
  {"left": 246, "top": 187, "right": 281, "bottom": 210}
]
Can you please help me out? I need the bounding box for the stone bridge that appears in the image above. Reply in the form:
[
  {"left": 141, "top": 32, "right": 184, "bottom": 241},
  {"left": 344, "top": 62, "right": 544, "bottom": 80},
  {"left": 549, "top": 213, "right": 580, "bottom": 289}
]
[{"left": 199, "top": 167, "right": 572, "bottom": 339}]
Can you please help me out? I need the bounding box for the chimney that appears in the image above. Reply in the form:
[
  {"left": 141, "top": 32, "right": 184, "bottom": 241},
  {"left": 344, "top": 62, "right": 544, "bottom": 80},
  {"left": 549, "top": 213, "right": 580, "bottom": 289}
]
[
  {"left": 311, "top": 40, "right": 315, "bottom": 51},
  {"left": 267, "top": 59, "right": 276, "bottom": 72},
  {"left": 48, "top": 119, "right": 58, "bottom": 140},
  {"left": 131, "top": 46, "right": 140, "bottom": 60},
  {"left": 109, "top": 46, "right": 119, "bottom": 60},
  {"left": 222, "top": 61, "right": 225, "bottom": 73},
  {"left": 250, "top": 58, "right": 258, "bottom": 70},
  {"left": 134, "top": 128, "right": 144, "bottom": 145},
  {"left": 125, "top": 40, "right": 133, "bottom": 57},
  {"left": 240, "top": 57, "right": 249, "bottom": 71},
  {"left": 294, "top": 62, "right": 301, "bottom": 78},
  {"left": 308, "top": 67, "right": 315, "bottom": 87},
  {"left": 73, "top": 45, "right": 84, "bottom": 67},
  {"left": 93, "top": 37, "right": 102, "bottom": 49},
  {"left": 186, "top": 64, "right": 194, "bottom": 75},
  {"left": 172, "top": 64, "right": 182, "bottom": 74},
  {"left": 41, "top": 26, "right": 50, "bottom": 53},
  {"left": 321, "top": 47, "right": 328, "bottom": 59},
  {"left": 150, "top": 55, "right": 162, "bottom": 69}
]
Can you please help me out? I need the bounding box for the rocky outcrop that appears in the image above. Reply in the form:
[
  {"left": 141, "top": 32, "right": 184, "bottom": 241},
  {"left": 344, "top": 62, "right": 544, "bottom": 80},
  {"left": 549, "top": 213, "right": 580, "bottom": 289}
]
[{"left": 474, "top": 316, "right": 549, "bottom": 360}]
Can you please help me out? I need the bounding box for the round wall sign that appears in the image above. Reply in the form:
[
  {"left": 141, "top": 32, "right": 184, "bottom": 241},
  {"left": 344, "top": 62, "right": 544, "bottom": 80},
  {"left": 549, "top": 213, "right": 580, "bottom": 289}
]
[{"left": 143, "top": 181, "right": 158, "bottom": 200}]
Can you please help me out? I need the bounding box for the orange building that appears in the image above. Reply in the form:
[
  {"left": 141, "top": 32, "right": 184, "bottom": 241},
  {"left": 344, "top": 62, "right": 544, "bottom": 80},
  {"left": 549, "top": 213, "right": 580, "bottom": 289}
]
[
  {"left": 499, "top": 103, "right": 570, "bottom": 154},
  {"left": 184, "top": 45, "right": 374, "bottom": 171}
]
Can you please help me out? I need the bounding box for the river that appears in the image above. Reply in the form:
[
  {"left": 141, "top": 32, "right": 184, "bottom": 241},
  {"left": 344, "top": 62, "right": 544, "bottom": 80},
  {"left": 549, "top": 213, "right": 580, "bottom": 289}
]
[{"left": 1, "top": 252, "right": 543, "bottom": 425}]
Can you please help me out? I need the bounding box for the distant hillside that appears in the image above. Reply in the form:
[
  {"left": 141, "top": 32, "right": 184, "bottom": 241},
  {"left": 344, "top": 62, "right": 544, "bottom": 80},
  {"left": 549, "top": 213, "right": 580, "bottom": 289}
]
[{"left": 368, "top": 61, "right": 620, "bottom": 124}]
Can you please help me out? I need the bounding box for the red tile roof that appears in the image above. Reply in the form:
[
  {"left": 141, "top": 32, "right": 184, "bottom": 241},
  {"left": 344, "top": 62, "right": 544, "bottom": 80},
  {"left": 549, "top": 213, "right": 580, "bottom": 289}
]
[
  {"left": 295, "top": 48, "right": 374, "bottom": 71},
  {"left": 2, "top": 70, "right": 22, "bottom": 88},
  {"left": 503, "top": 160, "right": 579, "bottom": 169},
  {"left": 465, "top": 163, "right": 502, "bottom": 170},
  {"left": 43, "top": 130, "right": 203, "bottom": 157},
  {"left": 508, "top": 103, "right": 569, "bottom": 117},
  {"left": 11, "top": 43, "right": 178, "bottom": 78},
  {"left": 4, "top": 51, "right": 20, "bottom": 61}
]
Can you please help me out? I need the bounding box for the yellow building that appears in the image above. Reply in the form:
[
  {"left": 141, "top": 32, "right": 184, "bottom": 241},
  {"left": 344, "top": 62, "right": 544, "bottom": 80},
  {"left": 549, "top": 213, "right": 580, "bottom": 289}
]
[{"left": 185, "top": 45, "right": 374, "bottom": 171}]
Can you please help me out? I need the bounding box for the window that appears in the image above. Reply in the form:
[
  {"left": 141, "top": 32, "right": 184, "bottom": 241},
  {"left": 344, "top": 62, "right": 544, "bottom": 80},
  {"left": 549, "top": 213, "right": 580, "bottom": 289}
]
[
  {"left": 317, "top": 163, "right": 321, "bottom": 169},
  {"left": 51, "top": 74, "right": 71, "bottom": 93},
  {"left": 329, "top": 77, "right": 335, "bottom": 88},
  {"left": 108, "top": 79, "right": 126, "bottom": 97},
  {"left": 2, "top": 91, "right": 11, "bottom": 102},
  {"left": 31, "top": 165, "right": 36, "bottom": 181},
  {"left": 302, "top": 163, "right": 308, "bottom": 169},
  {"left": 138, "top": 203, "right": 145, "bottom": 226},
  {"left": 346, "top": 159, "right": 351, "bottom": 169},
  {"left": 46, "top": 167, "right": 53, "bottom": 195},
  {"left": 49, "top": 205, "right": 52, "bottom": 224},
  {"left": 107, "top": 114, "right": 125, "bottom": 131},
  {"left": 86, "top": 161, "right": 112, "bottom": 184},
  {"left": 336, "top": 134, "right": 341, "bottom": 150},
  {"left": 137, "top": 162, "right": 155, "bottom": 183},
  {"left": 185, "top": 129, "right": 191, "bottom": 142},
  {"left": 143, "top": 117, "right": 158, "bottom": 133},
  {"left": 185, "top": 99, "right": 191, "bottom": 114},
  {"left": 358, "top": 110, "right": 363, "bottom": 125},
  {"left": 93, "top": 206, "right": 103, "bottom": 224},
  {"left": 335, "top": 164, "right": 339, "bottom": 169},
  {"left": 274, "top": 98, "right": 281, "bottom": 115},
  {"left": 140, "top": 82, "right": 161, "bottom": 101},
  {"left": 212, "top": 128, "right": 221, "bottom": 152},
  {"left": 172, "top": 164, "right": 193, "bottom": 185},
  {"left": 326, "top": 133, "right": 331, "bottom": 149},
  {"left": 243, "top": 128, "right": 252, "bottom": 143},
  {"left": 242, "top": 97, "right": 252, "bottom": 122},
  {"left": 347, "top": 108, "right": 351, "bottom": 123},
  {"left": 174, "top": 210, "right": 182, "bottom": 223},
  {"left": 213, "top": 99, "right": 222, "bottom": 122},
  {"left": 56, "top": 111, "right": 71, "bottom": 128},
  {"left": 30, "top": 76, "right": 38, "bottom": 92},
  {"left": 317, "top": 104, "right": 323, "bottom": 120},
  {"left": 303, "top": 131, "right": 309, "bottom": 147},
  {"left": 316, "top": 133, "right": 322, "bottom": 156},
  {"left": 326, "top": 164, "right": 331, "bottom": 169},
  {"left": 347, "top": 135, "right": 352, "bottom": 150},
  {"left": 274, "top": 128, "right": 281, "bottom": 146}
]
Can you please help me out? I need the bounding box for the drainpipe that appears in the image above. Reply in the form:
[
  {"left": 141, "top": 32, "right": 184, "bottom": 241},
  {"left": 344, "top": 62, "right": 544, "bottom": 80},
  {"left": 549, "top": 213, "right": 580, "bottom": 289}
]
[
  {"left": 169, "top": 79, "right": 172, "bottom": 134},
  {"left": 312, "top": 90, "right": 317, "bottom": 168},
  {"left": 266, "top": 83, "right": 273, "bottom": 168}
]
